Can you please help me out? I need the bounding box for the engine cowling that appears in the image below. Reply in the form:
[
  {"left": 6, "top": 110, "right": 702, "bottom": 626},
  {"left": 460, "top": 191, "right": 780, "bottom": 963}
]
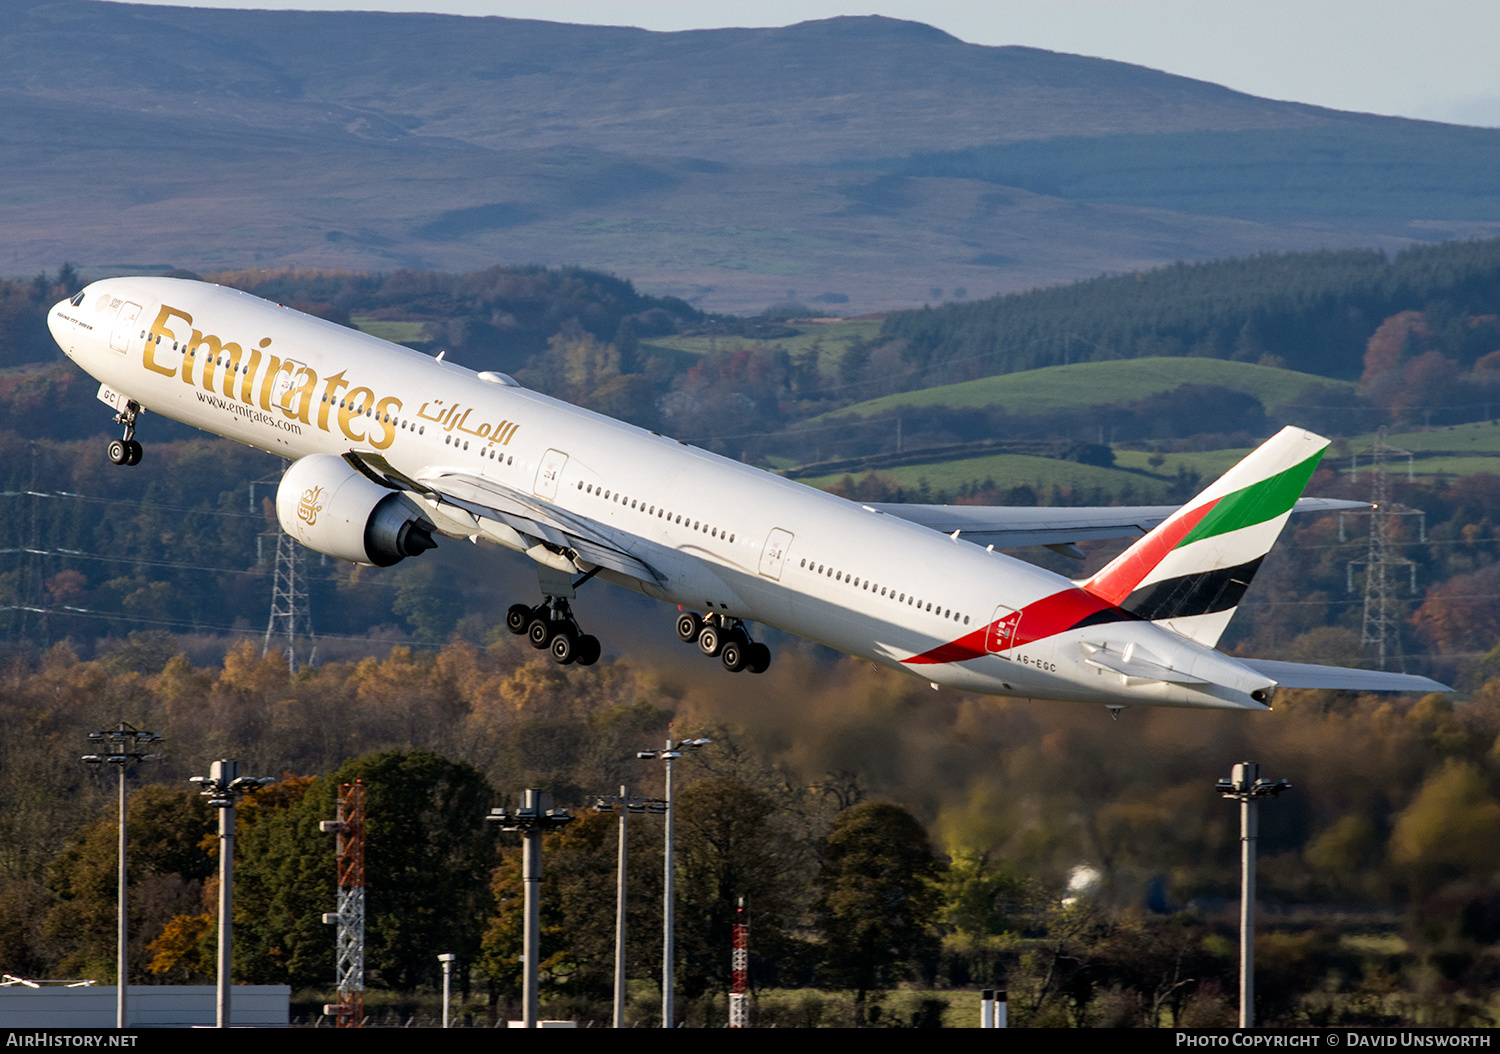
[{"left": 276, "top": 454, "right": 437, "bottom": 567}]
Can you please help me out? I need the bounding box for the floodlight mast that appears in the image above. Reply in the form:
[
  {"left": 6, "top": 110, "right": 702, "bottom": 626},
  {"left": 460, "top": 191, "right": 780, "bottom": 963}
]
[
  {"left": 81, "top": 722, "right": 163, "bottom": 1030},
  {"left": 487, "top": 789, "right": 573, "bottom": 1028},
  {"left": 593, "top": 786, "right": 667, "bottom": 1027},
  {"left": 637, "top": 732, "right": 711, "bottom": 1028},
  {"left": 189, "top": 759, "right": 274, "bottom": 1028},
  {"left": 1216, "top": 761, "right": 1290, "bottom": 1029}
]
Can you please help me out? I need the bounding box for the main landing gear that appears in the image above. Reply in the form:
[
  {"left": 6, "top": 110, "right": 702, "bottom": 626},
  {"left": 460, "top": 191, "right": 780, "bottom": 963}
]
[
  {"left": 506, "top": 598, "right": 601, "bottom": 667},
  {"left": 106, "top": 401, "right": 143, "bottom": 466},
  {"left": 675, "top": 611, "right": 771, "bottom": 674}
]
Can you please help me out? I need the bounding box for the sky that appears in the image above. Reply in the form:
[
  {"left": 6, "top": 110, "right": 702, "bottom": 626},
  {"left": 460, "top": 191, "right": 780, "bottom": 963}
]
[{"left": 118, "top": 0, "right": 1500, "bottom": 127}]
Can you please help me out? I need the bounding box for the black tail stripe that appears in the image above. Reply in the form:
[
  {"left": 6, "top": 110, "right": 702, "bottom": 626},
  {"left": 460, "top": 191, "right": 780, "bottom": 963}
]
[
  {"left": 1067, "top": 607, "right": 1141, "bottom": 632},
  {"left": 1122, "top": 556, "right": 1265, "bottom": 621}
]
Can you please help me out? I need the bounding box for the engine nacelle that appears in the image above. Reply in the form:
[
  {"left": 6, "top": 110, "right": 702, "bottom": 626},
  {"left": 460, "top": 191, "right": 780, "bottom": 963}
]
[{"left": 276, "top": 454, "right": 436, "bottom": 567}]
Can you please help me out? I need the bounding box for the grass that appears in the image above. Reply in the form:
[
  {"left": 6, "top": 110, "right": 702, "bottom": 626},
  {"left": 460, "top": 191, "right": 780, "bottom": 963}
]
[
  {"left": 800, "top": 452, "right": 1174, "bottom": 501},
  {"left": 1330, "top": 421, "right": 1500, "bottom": 477},
  {"left": 350, "top": 317, "right": 428, "bottom": 344},
  {"left": 1112, "top": 447, "right": 1250, "bottom": 481},
  {"left": 644, "top": 319, "right": 884, "bottom": 372},
  {"left": 1354, "top": 420, "right": 1500, "bottom": 455},
  {"left": 817, "top": 357, "right": 1348, "bottom": 420}
]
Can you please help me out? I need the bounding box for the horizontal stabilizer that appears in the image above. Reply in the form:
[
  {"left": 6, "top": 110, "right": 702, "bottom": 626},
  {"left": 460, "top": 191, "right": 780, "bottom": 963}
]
[
  {"left": 1238, "top": 659, "right": 1451, "bottom": 693},
  {"left": 863, "top": 496, "right": 1367, "bottom": 550}
]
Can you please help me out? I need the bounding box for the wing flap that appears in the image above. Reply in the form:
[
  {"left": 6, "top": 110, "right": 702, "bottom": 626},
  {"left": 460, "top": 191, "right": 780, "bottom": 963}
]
[{"left": 344, "top": 452, "right": 663, "bottom": 585}]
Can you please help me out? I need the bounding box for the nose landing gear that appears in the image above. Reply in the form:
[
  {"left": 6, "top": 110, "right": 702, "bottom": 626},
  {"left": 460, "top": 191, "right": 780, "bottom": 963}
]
[
  {"left": 676, "top": 611, "right": 770, "bottom": 674},
  {"left": 106, "top": 401, "right": 143, "bottom": 466}
]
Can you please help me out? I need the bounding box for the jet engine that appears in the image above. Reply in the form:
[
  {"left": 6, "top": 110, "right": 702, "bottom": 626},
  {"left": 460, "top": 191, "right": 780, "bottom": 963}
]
[{"left": 276, "top": 454, "right": 436, "bottom": 567}]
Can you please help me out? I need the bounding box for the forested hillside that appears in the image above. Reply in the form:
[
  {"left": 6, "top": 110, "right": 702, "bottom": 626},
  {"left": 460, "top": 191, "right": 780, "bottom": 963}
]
[{"left": 878, "top": 238, "right": 1500, "bottom": 386}]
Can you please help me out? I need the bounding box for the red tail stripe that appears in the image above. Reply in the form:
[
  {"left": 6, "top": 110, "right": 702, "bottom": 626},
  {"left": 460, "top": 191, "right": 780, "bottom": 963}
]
[
  {"left": 903, "top": 587, "right": 1117, "bottom": 666},
  {"left": 1083, "top": 496, "right": 1220, "bottom": 606}
]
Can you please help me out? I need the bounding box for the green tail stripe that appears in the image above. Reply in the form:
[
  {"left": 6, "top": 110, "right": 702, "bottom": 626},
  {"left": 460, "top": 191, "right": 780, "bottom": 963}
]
[{"left": 1177, "top": 449, "right": 1325, "bottom": 550}]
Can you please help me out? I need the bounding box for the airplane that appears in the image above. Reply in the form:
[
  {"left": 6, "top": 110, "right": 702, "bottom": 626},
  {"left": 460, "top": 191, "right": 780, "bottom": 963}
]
[{"left": 47, "top": 277, "right": 1449, "bottom": 711}]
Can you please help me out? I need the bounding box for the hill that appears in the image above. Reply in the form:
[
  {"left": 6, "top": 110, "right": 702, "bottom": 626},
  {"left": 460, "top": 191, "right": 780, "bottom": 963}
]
[
  {"left": 4, "top": 2, "right": 1500, "bottom": 312},
  {"left": 815, "top": 357, "right": 1349, "bottom": 421},
  {"left": 878, "top": 239, "right": 1500, "bottom": 385}
]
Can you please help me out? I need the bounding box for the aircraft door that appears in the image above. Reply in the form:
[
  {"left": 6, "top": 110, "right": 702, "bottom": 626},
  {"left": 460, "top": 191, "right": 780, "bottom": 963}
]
[
  {"left": 110, "top": 302, "right": 142, "bottom": 354},
  {"left": 534, "top": 449, "right": 569, "bottom": 500},
  {"left": 758, "top": 528, "right": 793, "bottom": 580},
  {"left": 986, "top": 605, "right": 1022, "bottom": 653}
]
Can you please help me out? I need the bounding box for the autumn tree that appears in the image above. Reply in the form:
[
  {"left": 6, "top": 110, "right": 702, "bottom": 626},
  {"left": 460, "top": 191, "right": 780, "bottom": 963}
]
[{"left": 45, "top": 785, "right": 214, "bottom": 981}]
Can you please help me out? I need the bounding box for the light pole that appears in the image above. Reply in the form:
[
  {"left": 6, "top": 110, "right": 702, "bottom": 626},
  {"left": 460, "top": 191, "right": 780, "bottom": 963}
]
[
  {"left": 488, "top": 790, "right": 572, "bottom": 1028},
  {"left": 82, "top": 722, "right": 164, "bottom": 1029},
  {"left": 593, "top": 786, "right": 666, "bottom": 1028},
  {"left": 1216, "top": 761, "right": 1290, "bottom": 1029},
  {"left": 437, "top": 953, "right": 455, "bottom": 1028},
  {"left": 637, "top": 733, "right": 711, "bottom": 1028},
  {"left": 189, "top": 760, "right": 274, "bottom": 1028}
]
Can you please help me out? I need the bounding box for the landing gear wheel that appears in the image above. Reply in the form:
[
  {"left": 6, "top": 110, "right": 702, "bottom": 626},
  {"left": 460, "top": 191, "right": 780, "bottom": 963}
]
[
  {"left": 506, "top": 604, "right": 533, "bottom": 635},
  {"left": 720, "top": 639, "right": 748, "bottom": 673},
  {"left": 527, "top": 617, "right": 553, "bottom": 650},
  {"left": 124, "top": 440, "right": 142, "bottom": 466},
  {"left": 676, "top": 612, "right": 702, "bottom": 643},
  {"left": 576, "top": 634, "right": 601, "bottom": 666},
  {"left": 747, "top": 643, "right": 771, "bottom": 674},
  {"left": 697, "top": 623, "right": 723, "bottom": 657},
  {"left": 550, "top": 628, "right": 578, "bottom": 665},
  {"left": 107, "top": 439, "right": 129, "bottom": 466}
]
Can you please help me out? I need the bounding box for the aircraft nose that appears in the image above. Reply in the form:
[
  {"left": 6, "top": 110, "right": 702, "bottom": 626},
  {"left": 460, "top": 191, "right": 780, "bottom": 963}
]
[
  {"left": 48, "top": 294, "right": 83, "bottom": 359},
  {"left": 47, "top": 298, "right": 68, "bottom": 340}
]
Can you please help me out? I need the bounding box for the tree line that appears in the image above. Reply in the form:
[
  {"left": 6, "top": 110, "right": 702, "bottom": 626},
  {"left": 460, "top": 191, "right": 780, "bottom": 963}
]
[
  {"left": 878, "top": 238, "right": 1500, "bottom": 391},
  {"left": 2, "top": 634, "right": 1500, "bottom": 1024}
]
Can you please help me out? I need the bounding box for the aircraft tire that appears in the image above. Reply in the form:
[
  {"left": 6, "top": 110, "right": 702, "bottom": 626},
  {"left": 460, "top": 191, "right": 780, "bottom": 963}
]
[
  {"left": 550, "top": 629, "right": 578, "bottom": 665},
  {"left": 720, "top": 640, "right": 748, "bottom": 673},
  {"left": 576, "top": 635, "right": 601, "bottom": 666},
  {"left": 676, "top": 612, "right": 702, "bottom": 643},
  {"left": 125, "top": 440, "right": 142, "bottom": 466},
  {"left": 527, "top": 617, "right": 553, "bottom": 650},
  {"left": 108, "top": 439, "right": 129, "bottom": 466},
  {"left": 747, "top": 643, "right": 771, "bottom": 674},
  {"left": 505, "top": 604, "right": 533, "bottom": 635},
  {"left": 697, "top": 624, "right": 723, "bottom": 657}
]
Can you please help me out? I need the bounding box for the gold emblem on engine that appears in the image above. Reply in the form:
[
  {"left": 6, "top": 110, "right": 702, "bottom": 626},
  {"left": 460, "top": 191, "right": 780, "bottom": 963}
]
[{"left": 298, "top": 485, "right": 324, "bottom": 525}]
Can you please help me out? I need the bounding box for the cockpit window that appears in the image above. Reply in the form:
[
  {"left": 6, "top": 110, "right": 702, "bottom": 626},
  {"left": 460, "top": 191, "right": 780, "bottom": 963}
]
[{"left": 69, "top": 291, "right": 85, "bottom": 307}]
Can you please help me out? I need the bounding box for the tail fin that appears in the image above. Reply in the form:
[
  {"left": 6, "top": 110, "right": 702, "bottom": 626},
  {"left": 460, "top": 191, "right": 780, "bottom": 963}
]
[{"left": 1082, "top": 427, "right": 1329, "bottom": 646}]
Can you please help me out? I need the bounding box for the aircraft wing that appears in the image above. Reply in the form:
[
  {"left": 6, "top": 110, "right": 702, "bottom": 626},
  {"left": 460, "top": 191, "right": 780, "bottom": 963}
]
[
  {"left": 864, "top": 497, "right": 1369, "bottom": 552},
  {"left": 345, "top": 452, "right": 664, "bottom": 585},
  {"left": 1237, "top": 659, "right": 1450, "bottom": 694}
]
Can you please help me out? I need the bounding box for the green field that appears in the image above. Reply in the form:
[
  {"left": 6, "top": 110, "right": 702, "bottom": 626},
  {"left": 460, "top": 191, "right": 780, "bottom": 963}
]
[
  {"left": 1361, "top": 420, "right": 1500, "bottom": 454},
  {"left": 1332, "top": 421, "right": 1500, "bottom": 477},
  {"left": 816, "top": 357, "right": 1350, "bottom": 420},
  {"left": 643, "top": 319, "right": 884, "bottom": 372},
  {"left": 351, "top": 317, "right": 429, "bottom": 344},
  {"left": 1111, "top": 447, "right": 1250, "bottom": 480},
  {"left": 800, "top": 452, "right": 1174, "bottom": 500}
]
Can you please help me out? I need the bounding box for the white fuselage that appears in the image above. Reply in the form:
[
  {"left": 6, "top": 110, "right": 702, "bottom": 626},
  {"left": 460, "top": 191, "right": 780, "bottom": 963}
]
[{"left": 49, "top": 278, "right": 1273, "bottom": 710}]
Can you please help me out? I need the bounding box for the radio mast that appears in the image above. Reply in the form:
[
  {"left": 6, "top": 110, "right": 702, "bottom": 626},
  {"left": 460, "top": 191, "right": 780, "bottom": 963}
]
[{"left": 320, "top": 781, "right": 365, "bottom": 1028}]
